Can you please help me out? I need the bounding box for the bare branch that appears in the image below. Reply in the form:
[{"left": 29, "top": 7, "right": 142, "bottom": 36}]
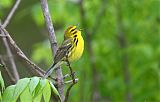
[
  {"left": 0, "top": 55, "right": 16, "bottom": 83},
  {"left": 3, "top": 0, "right": 21, "bottom": 28},
  {"left": 40, "top": 0, "right": 64, "bottom": 101},
  {"left": 0, "top": 26, "right": 45, "bottom": 77}
]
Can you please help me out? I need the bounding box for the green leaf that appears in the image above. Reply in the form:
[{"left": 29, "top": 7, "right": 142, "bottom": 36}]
[
  {"left": 2, "top": 85, "right": 15, "bottom": 102},
  {"left": 29, "top": 77, "right": 40, "bottom": 94},
  {"left": 0, "top": 71, "right": 5, "bottom": 92},
  {"left": 49, "top": 81, "right": 61, "bottom": 101},
  {"left": 33, "top": 92, "right": 42, "bottom": 102},
  {"left": 34, "top": 78, "right": 47, "bottom": 98},
  {"left": 43, "top": 80, "right": 51, "bottom": 102},
  {"left": 20, "top": 86, "right": 32, "bottom": 102},
  {"left": 12, "top": 78, "right": 30, "bottom": 101}
]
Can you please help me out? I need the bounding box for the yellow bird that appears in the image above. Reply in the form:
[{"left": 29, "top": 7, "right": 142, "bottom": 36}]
[{"left": 43, "top": 25, "right": 84, "bottom": 78}]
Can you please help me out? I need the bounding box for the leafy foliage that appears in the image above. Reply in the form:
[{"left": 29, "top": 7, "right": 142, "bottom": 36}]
[{"left": 0, "top": 75, "right": 61, "bottom": 102}]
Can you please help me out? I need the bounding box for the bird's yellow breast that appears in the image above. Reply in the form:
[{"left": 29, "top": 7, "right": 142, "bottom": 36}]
[{"left": 68, "top": 35, "right": 84, "bottom": 62}]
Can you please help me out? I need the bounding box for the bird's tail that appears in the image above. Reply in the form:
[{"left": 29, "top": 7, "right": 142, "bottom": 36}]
[
  {"left": 43, "top": 63, "right": 56, "bottom": 79},
  {"left": 43, "top": 61, "right": 62, "bottom": 79}
]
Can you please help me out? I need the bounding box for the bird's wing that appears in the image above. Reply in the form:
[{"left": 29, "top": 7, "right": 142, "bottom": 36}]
[{"left": 54, "top": 37, "right": 73, "bottom": 64}]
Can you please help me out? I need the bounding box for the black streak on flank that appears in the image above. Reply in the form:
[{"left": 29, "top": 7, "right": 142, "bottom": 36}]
[
  {"left": 73, "top": 35, "right": 77, "bottom": 38},
  {"left": 72, "top": 31, "right": 77, "bottom": 35},
  {"left": 76, "top": 39, "right": 78, "bottom": 46},
  {"left": 74, "top": 38, "right": 76, "bottom": 42}
]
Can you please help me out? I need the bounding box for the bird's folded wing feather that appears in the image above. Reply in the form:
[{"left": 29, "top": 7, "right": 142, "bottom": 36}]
[{"left": 54, "top": 37, "right": 73, "bottom": 64}]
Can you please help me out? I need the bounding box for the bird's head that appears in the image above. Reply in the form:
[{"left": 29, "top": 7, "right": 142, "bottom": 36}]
[{"left": 64, "top": 26, "right": 81, "bottom": 38}]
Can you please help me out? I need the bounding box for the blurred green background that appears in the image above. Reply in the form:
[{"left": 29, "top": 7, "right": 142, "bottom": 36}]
[{"left": 0, "top": 0, "right": 160, "bottom": 102}]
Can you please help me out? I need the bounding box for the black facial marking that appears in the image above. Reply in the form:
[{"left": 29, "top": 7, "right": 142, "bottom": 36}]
[
  {"left": 73, "top": 35, "right": 77, "bottom": 38},
  {"left": 76, "top": 39, "right": 78, "bottom": 46}
]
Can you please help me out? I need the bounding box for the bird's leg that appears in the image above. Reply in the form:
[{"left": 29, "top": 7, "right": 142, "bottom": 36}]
[{"left": 66, "top": 59, "right": 76, "bottom": 83}]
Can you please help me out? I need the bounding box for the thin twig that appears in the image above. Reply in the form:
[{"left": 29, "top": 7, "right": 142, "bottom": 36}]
[
  {"left": 40, "top": 0, "right": 64, "bottom": 101},
  {"left": 64, "top": 78, "right": 78, "bottom": 84},
  {"left": 0, "top": 55, "right": 16, "bottom": 83},
  {"left": 63, "top": 74, "right": 70, "bottom": 79},
  {"left": 54, "top": 78, "right": 78, "bottom": 86},
  {"left": 2, "top": 0, "right": 21, "bottom": 28}
]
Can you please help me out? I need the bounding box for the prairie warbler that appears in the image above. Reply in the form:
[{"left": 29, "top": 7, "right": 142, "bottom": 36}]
[{"left": 43, "top": 26, "right": 84, "bottom": 78}]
